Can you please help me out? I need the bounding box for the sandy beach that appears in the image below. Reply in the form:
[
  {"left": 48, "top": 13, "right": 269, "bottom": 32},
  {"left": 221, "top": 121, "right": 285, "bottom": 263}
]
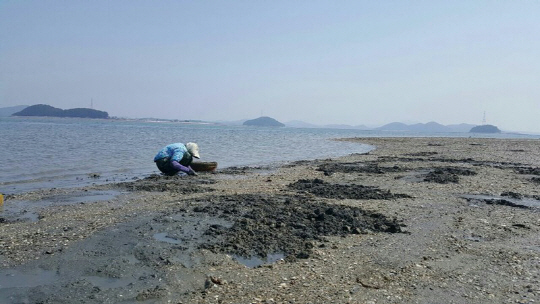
[{"left": 1, "top": 137, "right": 539, "bottom": 304}]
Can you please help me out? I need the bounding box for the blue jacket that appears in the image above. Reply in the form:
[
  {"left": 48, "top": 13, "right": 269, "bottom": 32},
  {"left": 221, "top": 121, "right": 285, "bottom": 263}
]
[{"left": 154, "top": 143, "right": 189, "bottom": 163}]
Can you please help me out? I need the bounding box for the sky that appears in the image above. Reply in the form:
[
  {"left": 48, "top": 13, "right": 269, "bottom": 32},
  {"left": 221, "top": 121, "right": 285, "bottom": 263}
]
[{"left": 1, "top": 1, "right": 539, "bottom": 132}]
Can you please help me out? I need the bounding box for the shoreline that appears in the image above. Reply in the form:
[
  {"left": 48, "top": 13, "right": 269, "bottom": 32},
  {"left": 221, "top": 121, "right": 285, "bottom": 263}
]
[{"left": 1, "top": 137, "right": 539, "bottom": 303}]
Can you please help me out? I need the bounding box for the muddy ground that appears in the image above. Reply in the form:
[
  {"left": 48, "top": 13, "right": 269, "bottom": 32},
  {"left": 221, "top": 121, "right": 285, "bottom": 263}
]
[{"left": 1, "top": 137, "right": 540, "bottom": 303}]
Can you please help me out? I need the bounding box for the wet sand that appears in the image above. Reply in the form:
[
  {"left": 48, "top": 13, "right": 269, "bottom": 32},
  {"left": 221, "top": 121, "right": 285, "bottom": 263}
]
[{"left": 1, "top": 137, "right": 539, "bottom": 303}]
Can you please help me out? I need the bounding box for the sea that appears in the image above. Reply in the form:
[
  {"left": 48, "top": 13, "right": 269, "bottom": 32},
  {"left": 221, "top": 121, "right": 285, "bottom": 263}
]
[{"left": 1, "top": 116, "right": 539, "bottom": 195}]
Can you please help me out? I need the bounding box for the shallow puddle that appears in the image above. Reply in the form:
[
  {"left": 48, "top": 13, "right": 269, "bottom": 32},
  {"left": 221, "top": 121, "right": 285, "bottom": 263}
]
[
  {"left": 525, "top": 245, "right": 540, "bottom": 252},
  {"left": 464, "top": 235, "right": 485, "bottom": 242},
  {"left": 0, "top": 190, "right": 122, "bottom": 222},
  {"left": 462, "top": 194, "right": 540, "bottom": 209},
  {"left": 232, "top": 253, "right": 285, "bottom": 268},
  {"left": 0, "top": 268, "right": 59, "bottom": 289},
  {"left": 400, "top": 169, "right": 431, "bottom": 183}
]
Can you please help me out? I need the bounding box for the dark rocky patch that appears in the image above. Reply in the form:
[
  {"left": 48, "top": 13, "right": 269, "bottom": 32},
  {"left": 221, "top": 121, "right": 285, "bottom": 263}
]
[
  {"left": 283, "top": 159, "right": 329, "bottom": 168},
  {"left": 286, "top": 159, "right": 316, "bottom": 166},
  {"left": 117, "top": 174, "right": 215, "bottom": 193},
  {"left": 288, "top": 178, "right": 411, "bottom": 200},
  {"left": 377, "top": 156, "right": 428, "bottom": 163},
  {"left": 405, "top": 152, "right": 439, "bottom": 157},
  {"left": 531, "top": 177, "right": 540, "bottom": 184},
  {"left": 317, "top": 162, "right": 404, "bottom": 176},
  {"left": 515, "top": 167, "right": 540, "bottom": 175},
  {"left": 424, "top": 167, "right": 476, "bottom": 184},
  {"left": 429, "top": 157, "right": 478, "bottom": 164},
  {"left": 501, "top": 192, "right": 523, "bottom": 199},
  {"left": 194, "top": 194, "right": 404, "bottom": 260},
  {"left": 424, "top": 170, "right": 458, "bottom": 183},
  {"left": 383, "top": 156, "right": 523, "bottom": 169},
  {"left": 463, "top": 194, "right": 540, "bottom": 209},
  {"left": 377, "top": 156, "right": 490, "bottom": 167},
  {"left": 483, "top": 199, "right": 530, "bottom": 209},
  {"left": 218, "top": 166, "right": 272, "bottom": 175},
  {"left": 378, "top": 156, "right": 473, "bottom": 164}
]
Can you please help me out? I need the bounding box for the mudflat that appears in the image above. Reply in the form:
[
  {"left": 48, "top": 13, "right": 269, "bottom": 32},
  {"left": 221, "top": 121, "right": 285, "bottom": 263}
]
[{"left": 1, "top": 137, "right": 539, "bottom": 303}]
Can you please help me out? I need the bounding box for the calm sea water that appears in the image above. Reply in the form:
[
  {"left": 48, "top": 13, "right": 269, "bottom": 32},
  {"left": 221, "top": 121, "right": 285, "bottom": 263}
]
[{"left": 1, "top": 117, "right": 538, "bottom": 194}]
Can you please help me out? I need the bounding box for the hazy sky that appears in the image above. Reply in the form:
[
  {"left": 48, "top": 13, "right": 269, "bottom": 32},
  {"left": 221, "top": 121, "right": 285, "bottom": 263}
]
[{"left": 1, "top": 1, "right": 539, "bottom": 132}]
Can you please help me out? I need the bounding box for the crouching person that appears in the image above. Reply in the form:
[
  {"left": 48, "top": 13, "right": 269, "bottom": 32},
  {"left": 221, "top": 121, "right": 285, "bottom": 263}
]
[{"left": 154, "top": 142, "right": 200, "bottom": 176}]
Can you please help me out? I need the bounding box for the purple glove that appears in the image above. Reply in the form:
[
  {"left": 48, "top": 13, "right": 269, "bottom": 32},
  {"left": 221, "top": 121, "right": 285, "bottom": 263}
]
[
  {"left": 187, "top": 167, "right": 198, "bottom": 176},
  {"left": 170, "top": 161, "right": 191, "bottom": 174}
]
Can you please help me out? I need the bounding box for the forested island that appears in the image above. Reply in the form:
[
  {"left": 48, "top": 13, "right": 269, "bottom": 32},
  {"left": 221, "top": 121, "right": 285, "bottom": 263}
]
[
  {"left": 12, "top": 104, "right": 109, "bottom": 119},
  {"left": 243, "top": 116, "right": 285, "bottom": 127},
  {"left": 469, "top": 124, "right": 501, "bottom": 133}
]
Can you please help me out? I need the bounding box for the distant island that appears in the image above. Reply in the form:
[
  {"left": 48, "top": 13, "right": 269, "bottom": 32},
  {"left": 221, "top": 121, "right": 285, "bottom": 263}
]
[
  {"left": 243, "top": 116, "right": 285, "bottom": 127},
  {"left": 12, "top": 104, "right": 109, "bottom": 119},
  {"left": 375, "top": 121, "right": 477, "bottom": 133},
  {"left": 469, "top": 124, "right": 501, "bottom": 133},
  {"left": 0, "top": 105, "right": 29, "bottom": 117},
  {"left": 0, "top": 105, "right": 522, "bottom": 133}
]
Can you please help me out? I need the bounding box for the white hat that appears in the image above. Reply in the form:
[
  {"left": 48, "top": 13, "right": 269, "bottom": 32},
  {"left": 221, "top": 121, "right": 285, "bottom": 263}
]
[{"left": 186, "top": 142, "right": 200, "bottom": 159}]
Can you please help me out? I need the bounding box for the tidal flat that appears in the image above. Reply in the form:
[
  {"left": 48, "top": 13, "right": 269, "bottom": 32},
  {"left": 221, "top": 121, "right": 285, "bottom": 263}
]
[{"left": 1, "top": 137, "right": 539, "bottom": 303}]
